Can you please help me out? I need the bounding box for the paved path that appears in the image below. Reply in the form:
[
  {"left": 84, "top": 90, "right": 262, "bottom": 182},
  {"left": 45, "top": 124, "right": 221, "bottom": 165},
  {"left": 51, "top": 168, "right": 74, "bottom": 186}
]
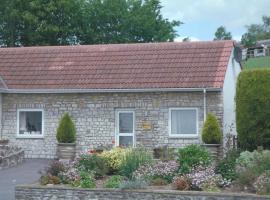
[{"left": 0, "top": 159, "right": 50, "bottom": 200}]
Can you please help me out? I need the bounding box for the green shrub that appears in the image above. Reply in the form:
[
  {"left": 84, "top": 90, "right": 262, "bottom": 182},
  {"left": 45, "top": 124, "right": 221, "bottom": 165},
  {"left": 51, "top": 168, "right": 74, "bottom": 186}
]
[
  {"left": 79, "top": 171, "right": 96, "bottom": 188},
  {"left": 150, "top": 177, "right": 168, "bottom": 186},
  {"left": 119, "top": 147, "right": 153, "bottom": 178},
  {"left": 236, "top": 69, "right": 270, "bottom": 150},
  {"left": 119, "top": 179, "right": 148, "bottom": 189},
  {"left": 100, "top": 147, "right": 130, "bottom": 173},
  {"left": 76, "top": 154, "right": 108, "bottom": 178},
  {"left": 215, "top": 149, "right": 240, "bottom": 181},
  {"left": 177, "top": 144, "right": 212, "bottom": 174},
  {"left": 202, "top": 113, "right": 222, "bottom": 144},
  {"left": 56, "top": 113, "right": 76, "bottom": 143},
  {"left": 235, "top": 149, "right": 270, "bottom": 188},
  {"left": 104, "top": 175, "right": 124, "bottom": 188}
]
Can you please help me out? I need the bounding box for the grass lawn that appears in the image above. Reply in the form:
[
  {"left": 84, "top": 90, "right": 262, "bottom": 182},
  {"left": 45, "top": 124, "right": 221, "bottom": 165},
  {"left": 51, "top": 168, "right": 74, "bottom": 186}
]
[{"left": 243, "top": 56, "right": 270, "bottom": 69}]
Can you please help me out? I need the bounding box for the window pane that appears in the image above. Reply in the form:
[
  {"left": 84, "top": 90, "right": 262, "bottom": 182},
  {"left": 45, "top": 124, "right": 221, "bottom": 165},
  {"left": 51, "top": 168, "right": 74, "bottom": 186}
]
[
  {"left": 19, "top": 111, "right": 42, "bottom": 135},
  {"left": 119, "top": 112, "right": 133, "bottom": 133},
  {"left": 119, "top": 136, "right": 133, "bottom": 147},
  {"left": 171, "top": 109, "right": 196, "bottom": 135}
]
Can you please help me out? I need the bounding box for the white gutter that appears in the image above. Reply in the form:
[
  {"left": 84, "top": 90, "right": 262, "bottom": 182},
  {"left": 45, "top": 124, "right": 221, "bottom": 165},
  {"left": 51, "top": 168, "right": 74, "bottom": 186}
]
[
  {"left": 0, "top": 87, "right": 222, "bottom": 94},
  {"left": 203, "top": 89, "right": 207, "bottom": 122}
]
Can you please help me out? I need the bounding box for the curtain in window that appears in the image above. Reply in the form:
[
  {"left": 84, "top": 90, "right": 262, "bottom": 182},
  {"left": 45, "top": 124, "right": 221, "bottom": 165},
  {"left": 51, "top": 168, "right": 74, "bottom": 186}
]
[
  {"left": 19, "top": 112, "right": 27, "bottom": 133},
  {"left": 171, "top": 110, "right": 196, "bottom": 135}
]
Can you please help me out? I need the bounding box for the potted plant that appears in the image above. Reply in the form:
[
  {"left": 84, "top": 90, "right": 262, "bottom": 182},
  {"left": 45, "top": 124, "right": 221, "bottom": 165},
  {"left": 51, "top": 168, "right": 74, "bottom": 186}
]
[
  {"left": 56, "top": 113, "right": 76, "bottom": 160},
  {"left": 201, "top": 113, "right": 222, "bottom": 161}
]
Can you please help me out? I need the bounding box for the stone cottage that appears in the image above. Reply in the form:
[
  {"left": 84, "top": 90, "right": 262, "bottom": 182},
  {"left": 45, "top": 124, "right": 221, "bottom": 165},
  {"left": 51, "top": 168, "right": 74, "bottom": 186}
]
[{"left": 0, "top": 41, "right": 241, "bottom": 158}]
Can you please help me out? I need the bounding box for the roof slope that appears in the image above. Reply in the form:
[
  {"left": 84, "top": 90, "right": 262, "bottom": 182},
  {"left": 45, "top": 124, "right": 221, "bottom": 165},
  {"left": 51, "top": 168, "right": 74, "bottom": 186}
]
[{"left": 0, "top": 41, "right": 234, "bottom": 91}]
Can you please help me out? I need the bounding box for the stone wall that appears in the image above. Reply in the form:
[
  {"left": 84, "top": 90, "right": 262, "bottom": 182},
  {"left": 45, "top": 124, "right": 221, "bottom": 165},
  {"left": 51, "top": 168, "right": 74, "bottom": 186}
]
[
  {"left": 15, "top": 186, "right": 270, "bottom": 200},
  {"left": 2, "top": 92, "right": 223, "bottom": 158},
  {"left": 0, "top": 145, "right": 24, "bottom": 170}
]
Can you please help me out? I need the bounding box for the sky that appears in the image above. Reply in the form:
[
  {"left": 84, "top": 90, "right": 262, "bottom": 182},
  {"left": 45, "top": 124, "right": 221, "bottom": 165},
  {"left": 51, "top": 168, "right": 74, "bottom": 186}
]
[{"left": 160, "top": 0, "right": 270, "bottom": 41}]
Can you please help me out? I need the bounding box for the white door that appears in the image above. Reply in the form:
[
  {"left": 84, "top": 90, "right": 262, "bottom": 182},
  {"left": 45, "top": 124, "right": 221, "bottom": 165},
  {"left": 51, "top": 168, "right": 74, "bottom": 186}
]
[{"left": 115, "top": 110, "right": 135, "bottom": 147}]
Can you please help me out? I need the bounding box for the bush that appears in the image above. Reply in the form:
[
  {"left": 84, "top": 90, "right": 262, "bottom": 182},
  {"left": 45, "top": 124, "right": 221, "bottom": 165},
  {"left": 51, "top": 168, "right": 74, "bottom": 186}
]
[
  {"left": 45, "top": 160, "right": 66, "bottom": 176},
  {"left": 236, "top": 69, "right": 270, "bottom": 150},
  {"left": 215, "top": 149, "right": 240, "bottom": 182},
  {"left": 104, "top": 175, "right": 124, "bottom": 188},
  {"left": 100, "top": 147, "right": 130, "bottom": 173},
  {"left": 177, "top": 145, "right": 212, "bottom": 174},
  {"left": 253, "top": 170, "right": 270, "bottom": 195},
  {"left": 40, "top": 175, "right": 61, "bottom": 185},
  {"left": 119, "top": 147, "right": 153, "bottom": 178},
  {"left": 172, "top": 176, "right": 190, "bottom": 191},
  {"left": 235, "top": 149, "right": 270, "bottom": 188},
  {"left": 56, "top": 113, "right": 76, "bottom": 143},
  {"left": 202, "top": 113, "right": 222, "bottom": 144},
  {"left": 151, "top": 177, "right": 168, "bottom": 186},
  {"left": 75, "top": 153, "right": 108, "bottom": 178},
  {"left": 119, "top": 179, "right": 148, "bottom": 190},
  {"left": 79, "top": 171, "right": 96, "bottom": 188},
  {"left": 133, "top": 160, "right": 179, "bottom": 182}
]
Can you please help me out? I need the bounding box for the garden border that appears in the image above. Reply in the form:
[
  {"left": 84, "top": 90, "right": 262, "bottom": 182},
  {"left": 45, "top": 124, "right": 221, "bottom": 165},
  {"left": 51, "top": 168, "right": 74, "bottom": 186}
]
[{"left": 15, "top": 185, "right": 270, "bottom": 200}]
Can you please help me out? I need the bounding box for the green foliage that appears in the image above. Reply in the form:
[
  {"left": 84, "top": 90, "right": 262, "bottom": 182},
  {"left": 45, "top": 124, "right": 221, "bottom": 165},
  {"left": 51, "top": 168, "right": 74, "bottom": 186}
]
[
  {"left": 150, "top": 177, "right": 168, "bottom": 186},
  {"left": 177, "top": 145, "right": 212, "bottom": 174},
  {"left": 241, "top": 15, "right": 270, "bottom": 47},
  {"left": 202, "top": 113, "right": 222, "bottom": 144},
  {"left": 236, "top": 69, "right": 270, "bottom": 151},
  {"left": 79, "top": 171, "right": 96, "bottom": 188},
  {"left": 0, "top": 0, "right": 181, "bottom": 46},
  {"left": 235, "top": 149, "right": 270, "bottom": 188},
  {"left": 104, "top": 175, "right": 124, "bottom": 188},
  {"left": 101, "top": 147, "right": 131, "bottom": 173},
  {"left": 215, "top": 149, "right": 240, "bottom": 181},
  {"left": 76, "top": 154, "right": 108, "bottom": 178},
  {"left": 119, "top": 147, "right": 153, "bottom": 178},
  {"left": 119, "top": 179, "right": 148, "bottom": 189},
  {"left": 214, "top": 26, "right": 232, "bottom": 40},
  {"left": 244, "top": 56, "right": 270, "bottom": 69},
  {"left": 56, "top": 113, "right": 76, "bottom": 143}
]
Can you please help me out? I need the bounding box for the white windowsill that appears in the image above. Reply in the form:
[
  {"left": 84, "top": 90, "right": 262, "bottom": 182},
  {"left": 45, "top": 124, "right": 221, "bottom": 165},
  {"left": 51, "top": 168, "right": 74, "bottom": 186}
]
[
  {"left": 169, "top": 134, "right": 199, "bottom": 139},
  {"left": 16, "top": 135, "right": 44, "bottom": 139}
]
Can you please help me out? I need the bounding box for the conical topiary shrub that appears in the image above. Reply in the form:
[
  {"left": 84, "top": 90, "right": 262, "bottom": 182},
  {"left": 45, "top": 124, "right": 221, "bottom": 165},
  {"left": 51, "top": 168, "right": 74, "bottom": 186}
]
[
  {"left": 56, "top": 113, "right": 76, "bottom": 143},
  {"left": 202, "top": 113, "right": 222, "bottom": 144}
]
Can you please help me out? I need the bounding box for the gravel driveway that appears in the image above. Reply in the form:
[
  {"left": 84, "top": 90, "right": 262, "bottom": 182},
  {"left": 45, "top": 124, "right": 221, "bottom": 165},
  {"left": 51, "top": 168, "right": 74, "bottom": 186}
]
[{"left": 0, "top": 159, "right": 50, "bottom": 200}]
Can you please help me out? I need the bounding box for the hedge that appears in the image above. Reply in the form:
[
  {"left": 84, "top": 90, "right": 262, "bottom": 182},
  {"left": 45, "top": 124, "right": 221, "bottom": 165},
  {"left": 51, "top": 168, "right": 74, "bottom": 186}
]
[{"left": 236, "top": 69, "right": 270, "bottom": 151}]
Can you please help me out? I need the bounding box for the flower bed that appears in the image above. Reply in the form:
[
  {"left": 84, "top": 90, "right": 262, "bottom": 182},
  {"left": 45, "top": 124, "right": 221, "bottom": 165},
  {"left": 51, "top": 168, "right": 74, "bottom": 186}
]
[
  {"left": 37, "top": 145, "right": 270, "bottom": 196},
  {"left": 0, "top": 145, "right": 24, "bottom": 170}
]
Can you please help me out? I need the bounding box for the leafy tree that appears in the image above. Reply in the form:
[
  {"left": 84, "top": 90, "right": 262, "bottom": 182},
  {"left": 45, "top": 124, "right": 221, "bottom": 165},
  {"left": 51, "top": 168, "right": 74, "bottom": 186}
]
[
  {"left": 214, "top": 26, "right": 232, "bottom": 40},
  {"left": 0, "top": 0, "right": 181, "bottom": 46},
  {"left": 241, "top": 16, "right": 270, "bottom": 47},
  {"left": 182, "top": 37, "right": 190, "bottom": 42}
]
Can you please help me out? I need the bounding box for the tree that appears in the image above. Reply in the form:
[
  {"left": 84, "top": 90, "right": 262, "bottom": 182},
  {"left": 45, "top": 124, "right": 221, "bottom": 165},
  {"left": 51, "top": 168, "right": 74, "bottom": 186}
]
[
  {"left": 182, "top": 37, "right": 190, "bottom": 42},
  {"left": 214, "top": 26, "right": 232, "bottom": 40},
  {"left": 0, "top": 0, "right": 181, "bottom": 46},
  {"left": 241, "top": 16, "right": 270, "bottom": 47},
  {"left": 56, "top": 113, "right": 76, "bottom": 143},
  {"left": 202, "top": 113, "right": 222, "bottom": 144}
]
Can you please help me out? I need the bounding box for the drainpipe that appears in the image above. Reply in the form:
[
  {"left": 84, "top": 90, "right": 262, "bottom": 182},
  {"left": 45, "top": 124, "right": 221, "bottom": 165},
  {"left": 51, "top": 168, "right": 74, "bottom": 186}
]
[{"left": 203, "top": 89, "right": 207, "bottom": 122}]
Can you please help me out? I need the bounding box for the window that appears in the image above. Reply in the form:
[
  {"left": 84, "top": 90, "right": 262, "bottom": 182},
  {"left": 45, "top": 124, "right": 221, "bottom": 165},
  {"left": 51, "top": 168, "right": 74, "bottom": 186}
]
[
  {"left": 169, "top": 108, "right": 198, "bottom": 137},
  {"left": 17, "top": 109, "right": 44, "bottom": 138},
  {"left": 115, "top": 110, "right": 135, "bottom": 147}
]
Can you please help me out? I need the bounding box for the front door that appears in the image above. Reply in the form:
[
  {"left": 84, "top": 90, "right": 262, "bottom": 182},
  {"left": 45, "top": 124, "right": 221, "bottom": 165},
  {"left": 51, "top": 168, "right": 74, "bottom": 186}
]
[{"left": 116, "top": 110, "right": 135, "bottom": 147}]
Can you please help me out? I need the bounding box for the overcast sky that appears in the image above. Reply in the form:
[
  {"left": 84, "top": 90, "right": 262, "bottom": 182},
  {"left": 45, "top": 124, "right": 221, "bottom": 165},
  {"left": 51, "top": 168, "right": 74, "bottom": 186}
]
[{"left": 160, "top": 0, "right": 270, "bottom": 41}]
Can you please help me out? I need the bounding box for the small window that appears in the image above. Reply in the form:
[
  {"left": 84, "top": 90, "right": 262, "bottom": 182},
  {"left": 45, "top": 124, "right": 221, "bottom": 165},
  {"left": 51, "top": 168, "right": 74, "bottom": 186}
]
[
  {"left": 17, "top": 109, "right": 44, "bottom": 138},
  {"left": 169, "top": 108, "right": 198, "bottom": 137}
]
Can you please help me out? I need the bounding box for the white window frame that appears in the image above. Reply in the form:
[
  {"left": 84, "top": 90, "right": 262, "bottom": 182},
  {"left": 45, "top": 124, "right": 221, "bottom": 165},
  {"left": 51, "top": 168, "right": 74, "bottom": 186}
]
[
  {"left": 115, "top": 109, "right": 135, "bottom": 147},
  {"left": 169, "top": 107, "right": 199, "bottom": 138},
  {"left": 17, "top": 108, "right": 44, "bottom": 139}
]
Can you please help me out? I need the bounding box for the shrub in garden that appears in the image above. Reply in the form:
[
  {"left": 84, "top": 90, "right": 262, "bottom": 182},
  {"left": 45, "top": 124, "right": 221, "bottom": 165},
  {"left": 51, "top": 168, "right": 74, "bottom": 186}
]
[
  {"left": 172, "top": 176, "right": 190, "bottom": 191},
  {"left": 236, "top": 69, "right": 270, "bottom": 150},
  {"left": 45, "top": 160, "right": 66, "bottom": 176},
  {"left": 79, "top": 171, "right": 96, "bottom": 188},
  {"left": 100, "top": 147, "right": 130, "bottom": 173},
  {"left": 253, "top": 170, "right": 270, "bottom": 195},
  {"left": 133, "top": 160, "right": 179, "bottom": 182},
  {"left": 151, "top": 177, "right": 168, "bottom": 186},
  {"left": 56, "top": 113, "right": 76, "bottom": 143},
  {"left": 215, "top": 149, "right": 240, "bottom": 182},
  {"left": 119, "top": 147, "right": 153, "bottom": 178},
  {"left": 119, "top": 179, "right": 148, "bottom": 189},
  {"left": 202, "top": 113, "right": 222, "bottom": 144},
  {"left": 104, "top": 175, "right": 124, "bottom": 188},
  {"left": 75, "top": 153, "right": 108, "bottom": 178},
  {"left": 40, "top": 175, "right": 61, "bottom": 185},
  {"left": 177, "top": 145, "right": 212, "bottom": 174}
]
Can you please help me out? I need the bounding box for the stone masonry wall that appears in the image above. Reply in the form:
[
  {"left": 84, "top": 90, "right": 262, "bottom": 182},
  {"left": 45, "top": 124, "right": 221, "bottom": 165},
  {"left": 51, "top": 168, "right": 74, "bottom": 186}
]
[
  {"left": 2, "top": 92, "right": 223, "bottom": 158},
  {"left": 15, "top": 186, "right": 270, "bottom": 200}
]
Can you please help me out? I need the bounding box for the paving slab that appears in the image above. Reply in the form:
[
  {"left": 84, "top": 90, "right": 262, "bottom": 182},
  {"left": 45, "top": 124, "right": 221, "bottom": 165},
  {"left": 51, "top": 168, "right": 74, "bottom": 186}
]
[{"left": 0, "top": 159, "right": 50, "bottom": 200}]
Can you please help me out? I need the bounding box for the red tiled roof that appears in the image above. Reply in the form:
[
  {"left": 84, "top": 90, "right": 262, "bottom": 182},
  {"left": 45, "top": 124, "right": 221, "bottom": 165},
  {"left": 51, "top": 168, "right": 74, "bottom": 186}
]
[{"left": 0, "top": 41, "right": 234, "bottom": 91}]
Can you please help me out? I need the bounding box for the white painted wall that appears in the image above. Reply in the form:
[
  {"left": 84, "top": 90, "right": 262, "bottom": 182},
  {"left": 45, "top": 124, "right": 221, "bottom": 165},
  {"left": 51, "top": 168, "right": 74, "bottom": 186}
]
[{"left": 223, "top": 48, "right": 242, "bottom": 136}]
